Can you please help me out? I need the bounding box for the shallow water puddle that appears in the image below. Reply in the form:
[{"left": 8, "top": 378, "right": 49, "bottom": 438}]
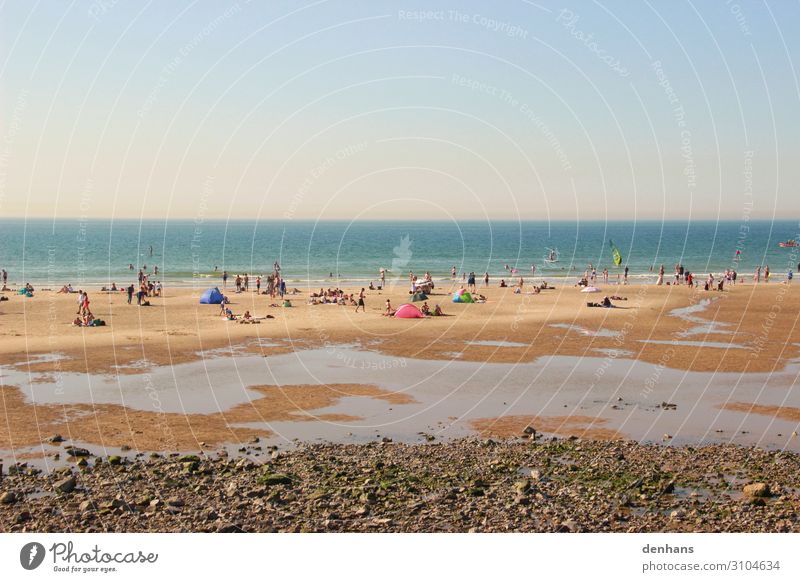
[
  {"left": 2, "top": 346, "right": 799, "bottom": 450},
  {"left": 549, "top": 323, "right": 621, "bottom": 338}
]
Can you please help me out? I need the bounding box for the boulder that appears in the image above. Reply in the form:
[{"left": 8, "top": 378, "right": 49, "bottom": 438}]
[
  {"left": 743, "top": 483, "right": 770, "bottom": 498},
  {"left": 54, "top": 475, "right": 77, "bottom": 494}
]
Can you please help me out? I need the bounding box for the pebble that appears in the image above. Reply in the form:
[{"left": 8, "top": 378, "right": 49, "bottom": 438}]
[{"left": 1, "top": 440, "right": 799, "bottom": 533}]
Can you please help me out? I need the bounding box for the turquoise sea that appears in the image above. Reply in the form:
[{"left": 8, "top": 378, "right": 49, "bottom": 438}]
[{"left": 1, "top": 219, "right": 798, "bottom": 287}]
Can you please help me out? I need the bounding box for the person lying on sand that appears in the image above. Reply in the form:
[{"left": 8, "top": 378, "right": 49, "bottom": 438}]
[{"left": 609, "top": 295, "right": 627, "bottom": 300}]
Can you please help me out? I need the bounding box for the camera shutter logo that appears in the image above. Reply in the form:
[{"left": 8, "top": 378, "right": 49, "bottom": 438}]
[{"left": 20, "top": 542, "right": 46, "bottom": 570}]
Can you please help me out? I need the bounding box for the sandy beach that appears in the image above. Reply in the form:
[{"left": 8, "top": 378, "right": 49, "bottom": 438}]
[{"left": 1, "top": 280, "right": 799, "bottom": 454}]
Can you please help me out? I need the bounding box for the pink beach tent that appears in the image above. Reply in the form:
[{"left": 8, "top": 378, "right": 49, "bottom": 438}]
[{"left": 394, "top": 303, "right": 425, "bottom": 318}]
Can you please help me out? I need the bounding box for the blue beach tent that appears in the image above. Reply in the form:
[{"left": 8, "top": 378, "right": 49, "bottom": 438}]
[{"left": 199, "top": 287, "right": 224, "bottom": 304}]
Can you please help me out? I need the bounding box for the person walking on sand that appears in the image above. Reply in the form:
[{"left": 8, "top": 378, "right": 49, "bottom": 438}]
[
  {"left": 126, "top": 283, "right": 134, "bottom": 304},
  {"left": 355, "top": 288, "right": 366, "bottom": 312},
  {"left": 76, "top": 290, "right": 84, "bottom": 314}
]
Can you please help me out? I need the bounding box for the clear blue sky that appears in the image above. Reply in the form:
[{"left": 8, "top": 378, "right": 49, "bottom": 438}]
[{"left": 1, "top": 0, "right": 798, "bottom": 221}]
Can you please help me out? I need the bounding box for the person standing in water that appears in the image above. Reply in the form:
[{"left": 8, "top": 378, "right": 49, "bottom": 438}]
[{"left": 222, "top": 270, "right": 228, "bottom": 288}]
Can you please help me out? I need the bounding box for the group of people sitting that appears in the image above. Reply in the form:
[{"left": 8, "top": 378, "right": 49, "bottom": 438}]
[
  {"left": 420, "top": 301, "right": 445, "bottom": 316},
  {"left": 308, "top": 288, "right": 357, "bottom": 305}
]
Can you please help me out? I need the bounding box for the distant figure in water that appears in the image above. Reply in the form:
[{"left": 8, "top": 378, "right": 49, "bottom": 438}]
[{"left": 149, "top": 245, "right": 153, "bottom": 256}]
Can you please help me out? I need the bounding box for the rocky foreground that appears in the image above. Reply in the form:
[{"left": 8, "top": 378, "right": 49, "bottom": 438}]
[{"left": 1, "top": 438, "right": 799, "bottom": 532}]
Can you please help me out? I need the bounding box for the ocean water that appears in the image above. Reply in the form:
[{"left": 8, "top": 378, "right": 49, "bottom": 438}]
[{"left": 0, "top": 219, "right": 798, "bottom": 287}]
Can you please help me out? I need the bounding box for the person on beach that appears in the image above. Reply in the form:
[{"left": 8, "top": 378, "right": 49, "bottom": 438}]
[
  {"left": 451, "top": 266, "right": 456, "bottom": 279},
  {"left": 222, "top": 270, "right": 228, "bottom": 288},
  {"left": 765, "top": 265, "right": 770, "bottom": 282},
  {"left": 2, "top": 269, "right": 7, "bottom": 286},
  {"left": 787, "top": 270, "right": 793, "bottom": 283},
  {"left": 256, "top": 276, "right": 261, "bottom": 294},
  {"left": 468, "top": 272, "right": 476, "bottom": 292},
  {"left": 602, "top": 268, "right": 608, "bottom": 283},
  {"left": 484, "top": 272, "right": 489, "bottom": 287},
  {"left": 81, "top": 292, "right": 90, "bottom": 316},
  {"left": 657, "top": 264, "right": 664, "bottom": 285},
  {"left": 355, "top": 288, "right": 366, "bottom": 313},
  {"left": 383, "top": 298, "right": 394, "bottom": 316},
  {"left": 754, "top": 266, "right": 761, "bottom": 283},
  {"left": 127, "top": 284, "right": 134, "bottom": 304},
  {"left": 623, "top": 266, "right": 629, "bottom": 284},
  {"left": 76, "top": 290, "right": 85, "bottom": 314}
]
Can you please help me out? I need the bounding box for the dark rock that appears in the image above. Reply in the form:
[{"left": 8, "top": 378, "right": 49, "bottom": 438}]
[{"left": 54, "top": 475, "right": 77, "bottom": 494}]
